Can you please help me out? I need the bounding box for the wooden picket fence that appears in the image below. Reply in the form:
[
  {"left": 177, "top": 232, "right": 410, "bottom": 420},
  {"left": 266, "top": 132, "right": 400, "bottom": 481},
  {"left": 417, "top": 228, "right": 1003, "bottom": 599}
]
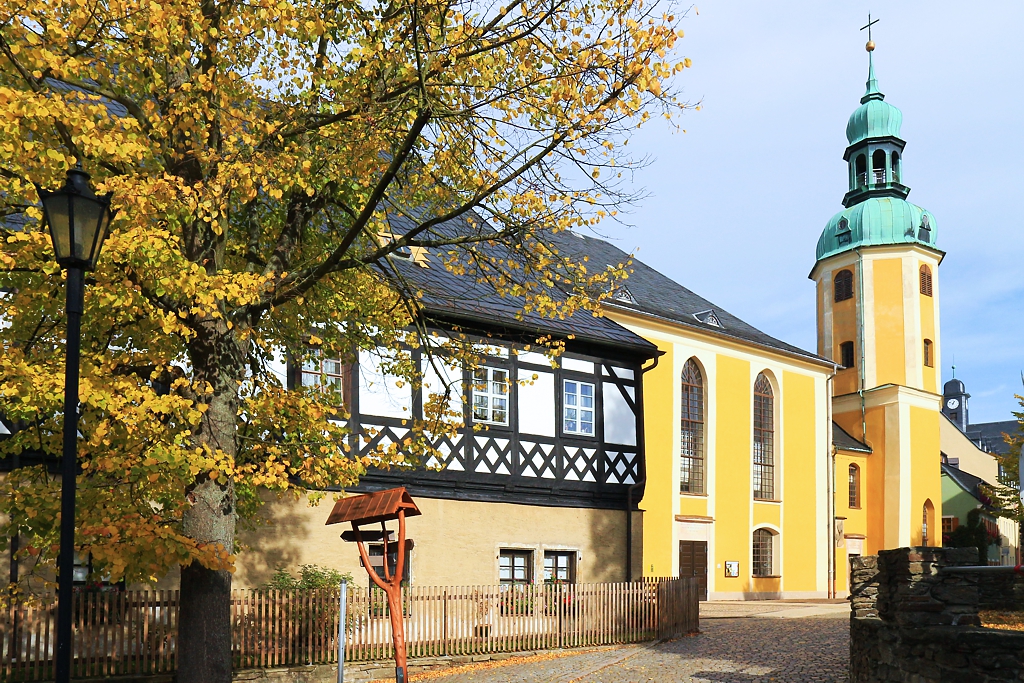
[{"left": 0, "top": 578, "right": 698, "bottom": 680}]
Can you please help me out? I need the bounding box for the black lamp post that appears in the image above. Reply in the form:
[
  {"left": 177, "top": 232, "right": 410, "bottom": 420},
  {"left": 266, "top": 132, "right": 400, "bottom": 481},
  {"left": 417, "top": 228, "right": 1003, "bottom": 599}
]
[{"left": 37, "top": 168, "right": 113, "bottom": 683}]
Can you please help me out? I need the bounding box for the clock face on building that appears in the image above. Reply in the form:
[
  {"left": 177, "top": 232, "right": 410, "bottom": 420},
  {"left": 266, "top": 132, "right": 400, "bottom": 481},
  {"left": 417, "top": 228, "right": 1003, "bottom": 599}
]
[{"left": 946, "top": 398, "right": 960, "bottom": 410}]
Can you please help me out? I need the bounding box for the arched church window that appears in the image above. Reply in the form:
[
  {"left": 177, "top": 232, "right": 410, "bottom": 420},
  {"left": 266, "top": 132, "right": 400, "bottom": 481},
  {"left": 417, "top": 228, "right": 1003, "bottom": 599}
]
[
  {"left": 922, "top": 499, "right": 935, "bottom": 546},
  {"left": 753, "top": 373, "right": 775, "bottom": 500},
  {"left": 891, "top": 151, "right": 901, "bottom": 183},
  {"left": 872, "top": 149, "right": 887, "bottom": 184},
  {"left": 923, "top": 339, "right": 934, "bottom": 368},
  {"left": 919, "top": 265, "right": 933, "bottom": 297},
  {"left": 680, "top": 359, "right": 705, "bottom": 495},
  {"left": 849, "top": 464, "right": 861, "bottom": 508},
  {"left": 752, "top": 528, "right": 776, "bottom": 577},
  {"left": 855, "top": 155, "right": 867, "bottom": 187},
  {"left": 834, "top": 269, "right": 853, "bottom": 302},
  {"left": 840, "top": 341, "right": 855, "bottom": 369}
]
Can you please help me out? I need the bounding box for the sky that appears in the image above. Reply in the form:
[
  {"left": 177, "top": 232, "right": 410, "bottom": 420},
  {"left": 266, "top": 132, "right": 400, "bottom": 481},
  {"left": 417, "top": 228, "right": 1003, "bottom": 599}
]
[{"left": 594, "top": 1, "right": 1024, "bottom": 424}]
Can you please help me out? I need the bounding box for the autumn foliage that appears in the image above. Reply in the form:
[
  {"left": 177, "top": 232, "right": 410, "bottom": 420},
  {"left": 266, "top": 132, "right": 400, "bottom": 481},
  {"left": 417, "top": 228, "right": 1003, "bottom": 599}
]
[{"left": 0, "top": 0, "right": 688, "bottom": 676}]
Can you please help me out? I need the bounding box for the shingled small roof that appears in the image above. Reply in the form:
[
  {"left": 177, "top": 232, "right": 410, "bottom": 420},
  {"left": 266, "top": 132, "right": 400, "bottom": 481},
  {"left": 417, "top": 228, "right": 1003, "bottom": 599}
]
[{"left": 325, "top": 487, "right": 421, "bottom": 526}]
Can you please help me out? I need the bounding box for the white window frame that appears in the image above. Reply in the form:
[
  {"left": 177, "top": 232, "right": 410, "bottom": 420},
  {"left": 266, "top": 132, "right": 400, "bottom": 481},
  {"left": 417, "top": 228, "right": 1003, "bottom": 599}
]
[
  {"left": 471, "top": 366, "right": 510, "bottom": 426},
  {"left": 301, "top": 352, "right": 346, "bottom": 403},
  {"left": 563, "top": 380, "right": 596, "bottom": 436}
]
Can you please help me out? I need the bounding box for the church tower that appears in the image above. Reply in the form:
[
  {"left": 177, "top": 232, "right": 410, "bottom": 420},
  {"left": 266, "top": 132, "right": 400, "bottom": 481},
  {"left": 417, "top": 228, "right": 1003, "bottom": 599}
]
[{"left": 810, "top": 42, "right": 943, "bottom": 552}]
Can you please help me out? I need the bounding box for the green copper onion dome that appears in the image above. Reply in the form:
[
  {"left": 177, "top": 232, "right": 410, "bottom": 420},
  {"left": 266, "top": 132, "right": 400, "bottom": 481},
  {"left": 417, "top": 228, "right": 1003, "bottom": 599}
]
[
  {"left": 845, "top": 54, "right": 903, "bottom": 145},
  {"left": 814, "top": 48, "right": 939, "bottom": 264},
  {"left": 816, "top": 197, "right": 937, "bottom": 261}
]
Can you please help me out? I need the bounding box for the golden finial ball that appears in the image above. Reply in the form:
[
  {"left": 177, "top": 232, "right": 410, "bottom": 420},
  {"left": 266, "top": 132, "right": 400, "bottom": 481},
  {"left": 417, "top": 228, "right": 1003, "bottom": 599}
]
[{"left": 866, "top": 40, "right": 876, "bottom": 52}]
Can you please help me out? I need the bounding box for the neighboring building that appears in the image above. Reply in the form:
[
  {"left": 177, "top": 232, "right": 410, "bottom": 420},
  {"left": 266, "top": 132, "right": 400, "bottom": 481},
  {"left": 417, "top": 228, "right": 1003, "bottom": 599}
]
[
  {"left": 940, "top": 463, "right": 1010, "bottom": 566},
  {"left": 939, "top": 377, "right": 1020, "bottom": 565},
  {"left": 813, "top": 48, "right": 945, "bottom": 595},
  {"left": 234, "top": 213, "right": 659, "bottom": 588}
]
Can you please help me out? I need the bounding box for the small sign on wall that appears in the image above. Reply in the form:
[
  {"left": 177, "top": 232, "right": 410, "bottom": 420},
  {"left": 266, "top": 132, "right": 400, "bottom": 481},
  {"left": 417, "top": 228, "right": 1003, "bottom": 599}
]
[{"left": 724, "top": 561, "right": 739, "bottom": 578}]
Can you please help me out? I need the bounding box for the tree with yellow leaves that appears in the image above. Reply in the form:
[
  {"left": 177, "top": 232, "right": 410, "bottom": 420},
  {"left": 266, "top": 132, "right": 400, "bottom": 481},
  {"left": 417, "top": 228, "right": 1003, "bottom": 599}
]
[{"left": 0, "top": 0, "right": 689, "bottom": 679}]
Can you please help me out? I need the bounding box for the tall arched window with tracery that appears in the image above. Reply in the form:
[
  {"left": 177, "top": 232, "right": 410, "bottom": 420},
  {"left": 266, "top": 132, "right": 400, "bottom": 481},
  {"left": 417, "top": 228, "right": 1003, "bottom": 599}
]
[
  {"left": 680, "top": 359, "right": 705, "bottom": 494},
  {"left": 849, "top": 464, "right": 861, "bottom": 509},
  {"left": 753, "top": 373, "right": 775, "bottom": 500}
]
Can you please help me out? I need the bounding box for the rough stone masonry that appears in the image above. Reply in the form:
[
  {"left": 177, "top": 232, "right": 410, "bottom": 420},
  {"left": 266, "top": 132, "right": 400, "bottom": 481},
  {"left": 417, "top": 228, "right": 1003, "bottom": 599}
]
[{"left": 849, "top": 547, "right": 1024, "bottom": 682}]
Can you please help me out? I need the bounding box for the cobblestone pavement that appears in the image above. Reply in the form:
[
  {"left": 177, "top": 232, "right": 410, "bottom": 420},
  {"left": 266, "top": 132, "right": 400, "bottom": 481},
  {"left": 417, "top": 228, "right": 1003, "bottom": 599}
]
[
  {"left": 420, "top": 615, "right": 849, "bottom": 683},
  {"left": 701, "top": 600, "right": 849, "bottom": 620}
]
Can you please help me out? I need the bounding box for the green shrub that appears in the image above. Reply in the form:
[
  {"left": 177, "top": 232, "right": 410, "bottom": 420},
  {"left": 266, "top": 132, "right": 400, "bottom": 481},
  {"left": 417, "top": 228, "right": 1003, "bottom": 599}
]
[{"left": 262, "top": 564, "right": 353, "bottom": 590}]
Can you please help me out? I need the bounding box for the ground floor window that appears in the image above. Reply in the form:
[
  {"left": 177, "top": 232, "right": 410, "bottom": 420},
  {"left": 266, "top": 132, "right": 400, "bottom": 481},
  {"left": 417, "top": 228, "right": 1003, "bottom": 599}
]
[
  {"left": 499, "top": 549, "right": 533, "bottom": 584},
  {"left": 752, "top": 529, "right": 776, "bottom": 577},
  {"left": 543, "top": 551, "right": 576, "bottom": 583}
]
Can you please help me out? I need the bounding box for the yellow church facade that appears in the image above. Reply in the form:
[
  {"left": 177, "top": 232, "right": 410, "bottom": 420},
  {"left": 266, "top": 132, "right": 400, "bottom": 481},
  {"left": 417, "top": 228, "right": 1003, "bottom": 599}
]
[
  {"left": 568, "top": 230, "right": 837, "bottom": 600},
  {"left": 611, "top": 308, "right": 834, "bottom": 599},
  {"left": 815, "top": 50, "right": 944, "bottom": 593},
  {"left": 580, "top": 47, "right": 946, "bottom": 600}
]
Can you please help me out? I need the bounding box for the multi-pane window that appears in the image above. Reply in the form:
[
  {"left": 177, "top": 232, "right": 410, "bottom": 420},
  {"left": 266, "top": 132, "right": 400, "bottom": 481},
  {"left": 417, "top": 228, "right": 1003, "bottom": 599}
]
[
  {"left": 472, "top": 367, "right": 510, "bottom": 425},
  {"left": 752, "top": 529, "right": 774, "bottom": 577},
  {"left": 680, "top": 359, "right": 705, "bottom": 494},
  {"left": 563, "top": 380, "right": 595, "bottom": 436},
  {"left": 834, "top": 269, "right": 854, "bottom": 302},
  {"left": 923, "top": 339, "right": 933, "bottom": 368},
  {"left": 499, "top": 550, "right": 532, "bottom": 584},
  {"left": 849, "top": 464, "right": 860, "bottom": 509},
  {"left": 301, "top": 352, "right": 346, "bottom": 404},
  {"left": 919, "top": 265, "right": 933, "bottom": 297},
  {"left": 753, "top": 373, "right": 775, "bottom": 500},
  {"left": 543, "top": 551, "right": 576, "bottom": 583}
]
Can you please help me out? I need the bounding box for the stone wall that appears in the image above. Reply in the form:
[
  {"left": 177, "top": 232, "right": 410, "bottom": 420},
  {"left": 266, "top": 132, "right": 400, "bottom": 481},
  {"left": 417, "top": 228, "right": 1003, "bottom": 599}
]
[{"left": 850, "top": 547, "right": 1024, "bottom": 683}]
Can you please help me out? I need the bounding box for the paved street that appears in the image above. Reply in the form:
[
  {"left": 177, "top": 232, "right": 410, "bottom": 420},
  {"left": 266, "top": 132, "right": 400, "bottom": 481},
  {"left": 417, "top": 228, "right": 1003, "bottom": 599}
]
[{"left": 417, "top": 609, "right": 849, "bottom": 682}]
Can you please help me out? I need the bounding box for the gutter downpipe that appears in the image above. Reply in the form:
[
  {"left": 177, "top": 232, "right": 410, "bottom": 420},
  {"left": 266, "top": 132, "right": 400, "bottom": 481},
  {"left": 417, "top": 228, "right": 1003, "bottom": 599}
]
[
  {"left": 627, "top": 350, "right": 661, "bottom": 582},
  {"left": 855, "top": 248, "right": 868, "bottom": 441},
  {"left": 826, "top": 366, "right": 838, "bottom": 599}
]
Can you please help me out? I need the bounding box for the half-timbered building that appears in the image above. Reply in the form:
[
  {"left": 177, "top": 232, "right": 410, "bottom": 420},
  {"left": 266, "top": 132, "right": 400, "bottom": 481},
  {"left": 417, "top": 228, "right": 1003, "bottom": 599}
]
[{"left": 236, "top": 215, "right": 659, "bottom": 588}]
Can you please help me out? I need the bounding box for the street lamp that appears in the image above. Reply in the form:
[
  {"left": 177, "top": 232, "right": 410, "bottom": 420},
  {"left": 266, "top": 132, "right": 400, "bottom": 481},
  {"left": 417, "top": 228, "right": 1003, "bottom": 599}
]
[{"left": 37, "top": 167, "right": 113, "bottom": 683}]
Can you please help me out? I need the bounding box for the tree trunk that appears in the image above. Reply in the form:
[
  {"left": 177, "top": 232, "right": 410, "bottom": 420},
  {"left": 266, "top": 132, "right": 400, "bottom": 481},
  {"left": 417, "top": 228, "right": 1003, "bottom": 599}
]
[
  {"left": 177, "top": 323, "right": 245, "bottom": 683},
  {"left": 178, "top": 562, "right": 233, "bottom": 682}
]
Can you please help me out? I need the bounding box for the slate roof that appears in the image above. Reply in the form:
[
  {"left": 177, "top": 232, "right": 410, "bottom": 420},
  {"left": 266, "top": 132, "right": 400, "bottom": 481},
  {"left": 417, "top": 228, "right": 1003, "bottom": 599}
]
[
  {"left": 542, "top": 231, "right": 833, "bottom": 367},
  {"left": 833, "top": 422, "right": 872, "bottom": 453},
  {"left": 941, "top": 462, "right": 990, "bottom": 503},
  {"left": 967, "top": 420, "right": 1018, "bottom": 456},
  {"left": 381, "top": 212, "right": 659, "bottom": 360}
]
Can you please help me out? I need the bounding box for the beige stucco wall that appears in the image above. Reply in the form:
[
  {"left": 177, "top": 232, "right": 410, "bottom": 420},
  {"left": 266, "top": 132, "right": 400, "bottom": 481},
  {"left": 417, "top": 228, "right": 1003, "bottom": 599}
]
[
  {"left": 234, "top": 494, "right": 642, "bottom": 588},
  {"left": 939, "top": 415, "right": 999, "bottom": 483}
]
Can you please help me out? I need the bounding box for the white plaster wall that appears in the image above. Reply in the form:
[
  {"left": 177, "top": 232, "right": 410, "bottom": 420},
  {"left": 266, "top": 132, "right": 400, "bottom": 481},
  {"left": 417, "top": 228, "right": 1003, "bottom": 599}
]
[
  {"left": 518, "top": 370, "right": 555, "bottom": 437},
  {"left": 603, "top": 382, "right": 636, "bottom": 446}
]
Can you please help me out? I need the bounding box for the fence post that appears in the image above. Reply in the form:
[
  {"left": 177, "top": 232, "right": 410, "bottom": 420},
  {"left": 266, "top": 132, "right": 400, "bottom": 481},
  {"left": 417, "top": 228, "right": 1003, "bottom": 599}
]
[{"left": 337, "top": 581, "right": 347, "bottom": 683}]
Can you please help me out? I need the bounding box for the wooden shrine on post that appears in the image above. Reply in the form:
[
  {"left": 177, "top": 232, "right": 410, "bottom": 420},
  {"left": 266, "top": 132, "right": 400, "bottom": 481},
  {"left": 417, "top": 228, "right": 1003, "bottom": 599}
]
[{"left": 326, "top": 487, "right": 420, "bottom": 683}]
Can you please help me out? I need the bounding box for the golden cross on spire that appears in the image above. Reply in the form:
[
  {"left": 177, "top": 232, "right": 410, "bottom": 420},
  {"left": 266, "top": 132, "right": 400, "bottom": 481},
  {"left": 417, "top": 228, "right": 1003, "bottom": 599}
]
[{"left": 860, "top": 13, "right": 879, "bottom": 52}]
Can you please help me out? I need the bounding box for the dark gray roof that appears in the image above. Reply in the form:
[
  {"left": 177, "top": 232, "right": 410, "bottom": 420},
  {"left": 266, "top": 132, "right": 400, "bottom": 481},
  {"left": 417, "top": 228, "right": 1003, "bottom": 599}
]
[
  {"left": 967, "top": 420, "right": 1019, "bottom": 456},
  {"left": 833, "top": 422, "right": 872, "bottom": 453},
  {"left": 941, "top": 462, "right": 990, "bottom": 503},
  {"left": 547, "top": 231, "right": 833, "bottom": 367},
  {"left": 381, "top": 213, "right": 658, "bottom": 360}
]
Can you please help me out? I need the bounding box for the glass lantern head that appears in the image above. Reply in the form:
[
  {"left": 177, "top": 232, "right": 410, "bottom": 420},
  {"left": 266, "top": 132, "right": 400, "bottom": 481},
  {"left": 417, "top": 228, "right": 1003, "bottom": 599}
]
[{"left": 38, "top": 169, "right": 113, "bottom": 270}]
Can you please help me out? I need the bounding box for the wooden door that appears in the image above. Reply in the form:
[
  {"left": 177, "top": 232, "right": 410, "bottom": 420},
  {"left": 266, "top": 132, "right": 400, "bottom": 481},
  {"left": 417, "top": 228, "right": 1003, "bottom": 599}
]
[{"left": 679, "top": 541, "right": 708, "bottom": 600}]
